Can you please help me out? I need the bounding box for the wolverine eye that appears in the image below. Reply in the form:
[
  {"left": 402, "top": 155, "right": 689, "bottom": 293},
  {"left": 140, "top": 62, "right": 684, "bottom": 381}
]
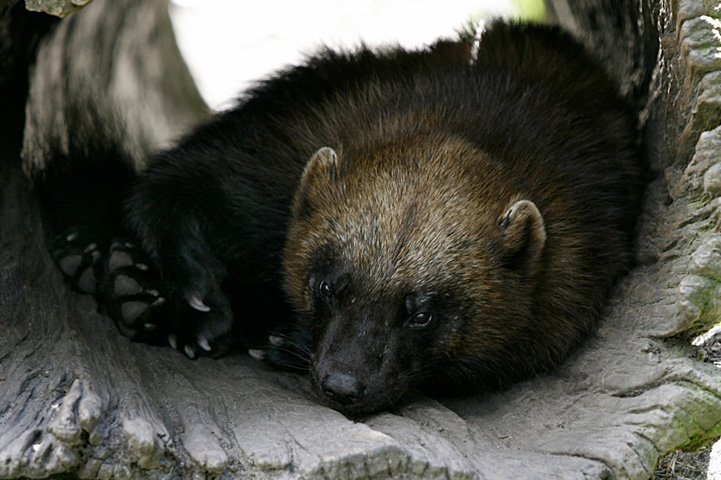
[
  {"left": 407, "top": 311, "right": 433, "bottom": 329},
  {"left": 317, "top": 279, "right": 333, "bottom": 299}
]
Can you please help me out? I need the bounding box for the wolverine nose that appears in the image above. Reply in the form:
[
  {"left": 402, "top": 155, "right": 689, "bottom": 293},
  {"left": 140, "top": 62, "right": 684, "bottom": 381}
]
[{"left": 321, "top": 373, "right": 367, "bottom": 405}]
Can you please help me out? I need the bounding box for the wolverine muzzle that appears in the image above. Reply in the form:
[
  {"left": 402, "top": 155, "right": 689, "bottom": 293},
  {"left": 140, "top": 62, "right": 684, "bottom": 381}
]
[{"left": 320, "top": 372, "right": 368, "bottom": 406}]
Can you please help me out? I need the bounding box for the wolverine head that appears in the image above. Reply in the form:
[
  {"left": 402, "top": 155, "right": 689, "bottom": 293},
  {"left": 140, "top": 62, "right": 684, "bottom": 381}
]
[{"left": 283, "top": 136, "right": 547, "bottom": 417}]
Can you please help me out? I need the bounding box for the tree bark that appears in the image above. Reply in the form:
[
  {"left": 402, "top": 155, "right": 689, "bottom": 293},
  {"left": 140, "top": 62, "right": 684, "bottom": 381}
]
[
  {"left": 1, "top": 0, "right": 720, "bottom": 479},
  {"left": 24, "top": 0, "right": 94, "bottom": 18}
]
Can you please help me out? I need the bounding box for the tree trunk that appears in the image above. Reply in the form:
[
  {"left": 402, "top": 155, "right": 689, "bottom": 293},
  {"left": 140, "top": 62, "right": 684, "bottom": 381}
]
[{"left": 1, "top": 0, "right": 720, "bottom": 478}]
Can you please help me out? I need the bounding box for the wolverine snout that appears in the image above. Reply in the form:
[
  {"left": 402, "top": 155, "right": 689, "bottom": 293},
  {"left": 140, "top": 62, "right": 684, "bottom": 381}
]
[{"left": 320, "top": 372, "right": 368, "bottom": 406}]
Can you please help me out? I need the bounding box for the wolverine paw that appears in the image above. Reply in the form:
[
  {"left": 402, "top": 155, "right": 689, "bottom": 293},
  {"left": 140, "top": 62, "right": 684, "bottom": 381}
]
[
  {"left": 52, "top": 226, "right": 104, "bottom": 294},
  {"left": 100, "top": 240, "right": 169, "bottom": 344},
  {"left": 101, "top": 240, "right": 234, "bottom": 358},
  {"left": 166, "top": 287, "right": 235, "bottom": 359},
  {"left": 249, "top": 326, "right": 313, "bottom": 372}
]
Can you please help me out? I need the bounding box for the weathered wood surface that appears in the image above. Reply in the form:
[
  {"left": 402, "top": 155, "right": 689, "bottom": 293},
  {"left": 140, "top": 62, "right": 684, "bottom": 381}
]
[
  {"left": 24, "top": 0, "right": 93, "bottom": 18},
  {"left": 1, "top": 0, "right": 721, "bottom": 478}
]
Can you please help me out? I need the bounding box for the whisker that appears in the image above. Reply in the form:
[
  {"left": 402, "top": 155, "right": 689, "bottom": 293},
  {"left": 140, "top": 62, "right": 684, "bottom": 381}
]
[
  {"left": 271, "top": 345, "right": 311, "bottom": 364},
  {"left": 271, "top": 331, "right": 314, "bottom": 356}
]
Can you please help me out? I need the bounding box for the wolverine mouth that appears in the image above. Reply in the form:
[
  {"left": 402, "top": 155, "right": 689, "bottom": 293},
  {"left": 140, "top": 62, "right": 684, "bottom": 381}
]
[
  {"left": 318, "top": 392, "right": 403, "bottom": 420},
  {"left": 309, "top": 366, "right": 407, "bottom": 418}
]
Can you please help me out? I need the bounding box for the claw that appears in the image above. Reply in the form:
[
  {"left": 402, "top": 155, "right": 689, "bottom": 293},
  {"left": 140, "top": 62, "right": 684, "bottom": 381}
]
[
  {"left": 184, "top": 345, "right": 196, "bottom": 359},
  {"left": 197, "top": 336, "right": 212, "bottom": 352},
  {"left": 248, "top": 349, "right": 266, "bottom": 361},
  {"left": 186, "top": 293, "right": 211, "bottom": 312},
  {"left": 269, "top": 335, "right": 284, "bottom": 347},
  {"left": 168, "top": 334, "right": 178, "bottom": 350}
]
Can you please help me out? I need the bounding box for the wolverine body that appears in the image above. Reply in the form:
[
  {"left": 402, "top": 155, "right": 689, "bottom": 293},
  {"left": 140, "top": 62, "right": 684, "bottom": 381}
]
[{"left": 43, "top": 21, "right": 641, "bottom": 416}]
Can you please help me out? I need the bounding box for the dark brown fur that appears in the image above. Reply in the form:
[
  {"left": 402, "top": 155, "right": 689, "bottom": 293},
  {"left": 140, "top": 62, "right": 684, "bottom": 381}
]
[
  {"left": 40, "top": 21, "right": 642, "bottom": 417},
  {"left": 278, "top": 26, "right": 641, "bottom": 415}
]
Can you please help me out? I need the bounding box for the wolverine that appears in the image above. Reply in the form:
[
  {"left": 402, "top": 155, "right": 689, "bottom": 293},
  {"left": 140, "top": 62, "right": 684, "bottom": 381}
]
[{"left": 41, "top": 21, "right": 641, "bottom": 417}]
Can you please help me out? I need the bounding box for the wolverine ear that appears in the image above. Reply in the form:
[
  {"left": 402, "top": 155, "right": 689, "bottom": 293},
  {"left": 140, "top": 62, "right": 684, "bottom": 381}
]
[
  {"left": 498, "top": 199, "right": 546, "bottom": 274},
  {"left": 294, "top": 147, "right": 339, "bottom": 218},
  {"left": 303, "top": 147, "right": 338, "bottom": 185}
]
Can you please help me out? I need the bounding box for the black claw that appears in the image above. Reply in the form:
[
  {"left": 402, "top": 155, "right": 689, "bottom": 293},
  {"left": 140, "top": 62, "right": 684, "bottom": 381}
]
[
  {"left": 151, "top": 296, "right": 165, "bottom": 307},
  {"left": 248, "top": 349, "right": 266, "bottom": 361},
  {"left": 197, "top": 336, "right": 211, "bottom": 352},
  {"left": 184, "top": 345, "right": 196, "bottom": 359},
  {"left": 186, "top": 293, "right": 211, "bottom": 312}
]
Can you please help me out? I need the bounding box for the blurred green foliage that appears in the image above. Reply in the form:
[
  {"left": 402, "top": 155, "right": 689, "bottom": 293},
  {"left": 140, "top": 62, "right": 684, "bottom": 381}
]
[
  {"left": 468, "top": 0, "right": 546, "bottom": 24},
  {"left": 512, "top": 0, "right": 546, "bottom": 20}
]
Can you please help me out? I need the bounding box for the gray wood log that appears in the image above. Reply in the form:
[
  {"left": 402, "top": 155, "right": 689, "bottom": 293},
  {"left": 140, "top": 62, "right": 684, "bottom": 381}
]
[
  {"left": 1, "top": 0, "right": 720, "bottom": 478},
  {"left": 24, "top": 0, "right": 93, "bottom": 18}
]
